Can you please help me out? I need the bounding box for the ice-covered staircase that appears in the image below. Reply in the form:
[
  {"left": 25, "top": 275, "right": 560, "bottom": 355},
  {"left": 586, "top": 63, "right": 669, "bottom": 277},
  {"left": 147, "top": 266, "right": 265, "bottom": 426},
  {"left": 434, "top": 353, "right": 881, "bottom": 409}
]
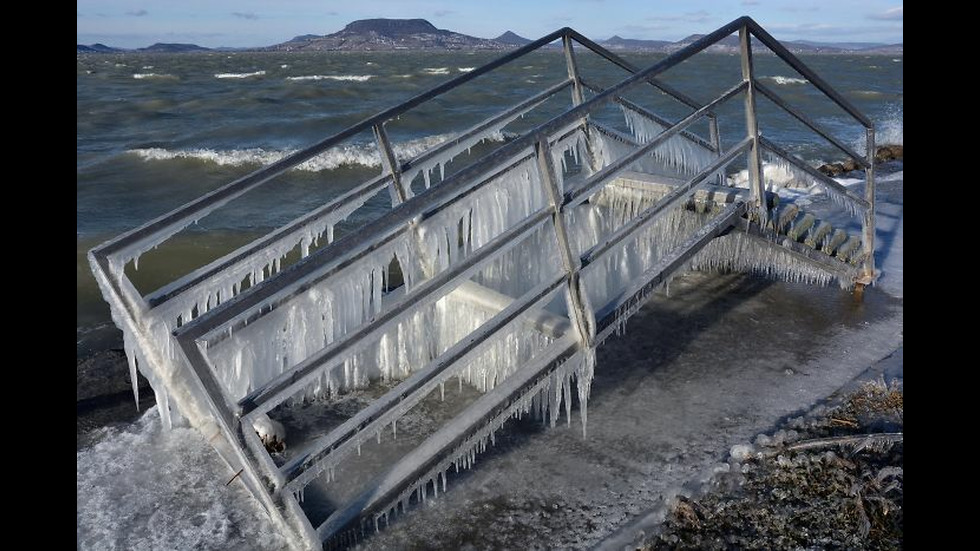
[{"left": 89, "top": 17, "right": 877, "bottom": 549}]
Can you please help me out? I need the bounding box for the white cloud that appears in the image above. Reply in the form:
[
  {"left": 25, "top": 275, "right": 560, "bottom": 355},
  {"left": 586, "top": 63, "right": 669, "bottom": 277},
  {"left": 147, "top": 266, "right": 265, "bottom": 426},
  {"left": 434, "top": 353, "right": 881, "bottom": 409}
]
[{"left": 868, "top": 6, "right": 903, "bottom": 21}]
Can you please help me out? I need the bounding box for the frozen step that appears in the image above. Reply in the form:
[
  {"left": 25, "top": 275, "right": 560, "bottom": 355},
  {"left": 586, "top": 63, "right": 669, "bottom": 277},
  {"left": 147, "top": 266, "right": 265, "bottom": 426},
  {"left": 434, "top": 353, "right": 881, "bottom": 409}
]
[
  {"left": 804, "top": 221, "right": 832, "bottom": 249},
  {"left": 609, "top": 170, "right": 748, "bottom": 208},
  {"left": 822, "top": 228, "right": 848, "bottom": 255},
  {"left": 835, "top": 235, "right": 862, "bottom": 263},
  {"left": 786, "top": 212, "right": 815, "bottom": 242},
  {"left": 775, "top": 203, "right": 799, "bottom": 233}
]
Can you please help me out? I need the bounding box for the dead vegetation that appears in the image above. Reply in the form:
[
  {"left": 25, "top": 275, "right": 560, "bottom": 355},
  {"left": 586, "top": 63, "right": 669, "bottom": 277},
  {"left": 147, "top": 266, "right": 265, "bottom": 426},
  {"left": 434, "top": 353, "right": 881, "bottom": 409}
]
[{"left": 644, "top": 378, "right": 903, "bottom": 550}]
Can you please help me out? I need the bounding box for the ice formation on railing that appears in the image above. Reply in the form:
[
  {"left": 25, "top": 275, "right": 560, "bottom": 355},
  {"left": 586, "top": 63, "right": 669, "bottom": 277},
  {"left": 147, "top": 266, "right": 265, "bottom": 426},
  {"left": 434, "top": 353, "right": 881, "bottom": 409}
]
[
  {"left": 691, "top": 230, "right": 838, "bottom": 287},
  {"left": 342, "top": 346, "right": 595, "bottom": 545},
  {"left": 400, "top": 126, "right": 515, "bottom": 195},
  {"left": 285, "top": 295, "right": 562, "bottom": 495},
  {"left": 205, "top": 156, "right": 564, "bottom": 404},
  {"left": 416, "top": 157, "right": 549, "bottom": 274},
  {"left": 620, "top": 104, "right": 715, "bottom": 175},
  {"left": 577, "top": 200, "right": 713, "bottom": 312},
  {"left": 205, "top": 234, "right": 419, "bottom": 401},
  {"left": 155, "top": 192, "right": 376, "bottom": 331},
  {"left": 550, "top": 126, "right": 590, "bottom": 192}
]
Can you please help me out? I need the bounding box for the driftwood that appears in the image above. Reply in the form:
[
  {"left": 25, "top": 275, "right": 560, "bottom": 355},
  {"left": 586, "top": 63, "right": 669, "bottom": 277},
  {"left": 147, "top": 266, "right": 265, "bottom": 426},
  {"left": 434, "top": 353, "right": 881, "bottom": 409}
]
[{"left": 785, "top": 432, "right": 903, "bottom": 453}]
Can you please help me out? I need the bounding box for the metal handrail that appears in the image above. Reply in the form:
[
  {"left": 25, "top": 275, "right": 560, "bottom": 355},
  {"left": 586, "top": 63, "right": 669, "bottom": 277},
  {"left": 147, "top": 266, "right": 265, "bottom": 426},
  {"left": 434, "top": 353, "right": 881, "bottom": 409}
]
[{"left": 88, "top": 17, "right": 878, "bottom": 547}]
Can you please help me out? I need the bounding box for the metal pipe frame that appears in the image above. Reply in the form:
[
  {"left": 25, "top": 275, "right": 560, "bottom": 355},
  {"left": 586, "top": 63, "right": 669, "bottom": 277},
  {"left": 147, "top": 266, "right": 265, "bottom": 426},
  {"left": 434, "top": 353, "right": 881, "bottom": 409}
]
[{"left": 87, "top": 16, "right": 879, "bottom": 548}]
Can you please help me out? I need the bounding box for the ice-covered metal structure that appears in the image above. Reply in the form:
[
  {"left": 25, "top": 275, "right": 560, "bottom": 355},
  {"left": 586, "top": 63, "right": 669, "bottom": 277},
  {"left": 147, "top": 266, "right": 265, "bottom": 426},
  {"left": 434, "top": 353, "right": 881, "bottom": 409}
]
[{"left": 89, "top": 17, "right": 876, "bottom": 549}]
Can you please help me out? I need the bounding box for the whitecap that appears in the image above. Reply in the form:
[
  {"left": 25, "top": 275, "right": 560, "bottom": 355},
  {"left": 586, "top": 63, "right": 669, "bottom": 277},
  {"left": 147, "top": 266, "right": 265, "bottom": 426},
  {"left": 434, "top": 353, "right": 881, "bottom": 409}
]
[
  {"left": 422, "top": 67, "right": 450, "bottom": 75},
  {"left": 286, "top": 74, "right": 373, "bottom": 82},
  {"left": 127, "top": 131, "right": 510, "bottom": 172},
  {"left": 458, "top": 67, "right": 475, "bottom": 73},
  {"left": 214, "top": 71, "right": 266, "bottom": 79},
  {"left": 133, "top": 73, "right": 176, "bottom": 80},
  {"left": 766, "top": 76, "right": 807, "bottom": 85}
]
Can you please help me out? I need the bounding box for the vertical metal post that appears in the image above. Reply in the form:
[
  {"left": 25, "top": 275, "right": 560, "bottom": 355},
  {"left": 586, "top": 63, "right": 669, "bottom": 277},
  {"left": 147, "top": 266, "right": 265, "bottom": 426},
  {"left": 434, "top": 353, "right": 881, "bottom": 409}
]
[
  {"left": 373, "top": 123, "right": 411, "bottom": 206},
  {"left": 374, "top": 122, "right": 434, "bottom": 278},
  {"left": 739, "top": 26, "right": 768, "bottom": 225},
  {"left": 563, "top": 33, "right": 602, "bottom": 174},
  {"left": 861, "top": 127, "right": 876, "bottom": 280},
  {"left": 563, "top": 34, "right": 585, "bottom": 106},
  {"left": 535, "top": 137, "right": 596, "bottom": 348},
  {"left": 708, "top": 115, "right": 725, "bottom": 186}
]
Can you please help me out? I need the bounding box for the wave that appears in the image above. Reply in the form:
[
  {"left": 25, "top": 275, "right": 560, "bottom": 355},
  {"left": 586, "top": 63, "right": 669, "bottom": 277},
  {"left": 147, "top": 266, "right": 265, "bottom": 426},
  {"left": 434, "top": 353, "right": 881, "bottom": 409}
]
[
  {"left": 422, "top": 67, "right": 450, "bottom": 75},
  {"left": 286, "top": 74, "right": 374, "bottom": 82},
  {"left": 127, "top": 131, "right": 509, "bottom": 172},
  {"left": 214, "top": 71, "right": 266, "bottom": 79},
  {"left": 133, "top": 73, "right": 177, "bottom": 80},
  {"left": 766, "top": 76, "right": 808, "bottom": 85},
  {"left": 458, "top": 67, "right": 475, "bottom": 73}
]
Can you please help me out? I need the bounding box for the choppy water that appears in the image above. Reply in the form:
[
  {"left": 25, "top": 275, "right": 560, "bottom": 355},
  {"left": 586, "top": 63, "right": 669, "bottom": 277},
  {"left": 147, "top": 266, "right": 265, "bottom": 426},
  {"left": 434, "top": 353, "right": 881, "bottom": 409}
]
[{"left": 76, "top": 49, "right": 902, "bottom": 355}]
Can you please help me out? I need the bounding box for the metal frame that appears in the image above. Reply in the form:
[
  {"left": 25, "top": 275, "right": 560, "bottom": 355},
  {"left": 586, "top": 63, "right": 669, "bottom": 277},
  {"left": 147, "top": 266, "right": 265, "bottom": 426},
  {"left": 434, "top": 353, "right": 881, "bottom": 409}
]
[{"left": 89, "top": 16, "right": 876, "bottom": 548}]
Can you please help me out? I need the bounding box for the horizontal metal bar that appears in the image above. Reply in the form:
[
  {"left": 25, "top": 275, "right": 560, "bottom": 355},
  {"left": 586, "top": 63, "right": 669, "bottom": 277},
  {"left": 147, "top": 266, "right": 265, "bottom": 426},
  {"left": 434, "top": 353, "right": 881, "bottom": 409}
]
[
  {"left": 594, "top": 200, "right": 748, "bottom": 340},
  {"left": 579, "top": 78, "right": 716, "bottom": 152},
  {"left": 145, "top": 174, "right": 391, "bottom": 308},
  {"left": 581, "top": 137, "right": 752, "bottom": 267},
  {"left": 566, "top": 80, "right": 748, "bottom": 208},
  {"left": 315, "top": 334, "right": 581, "bottom": 542},
  {"left": 744, "top": 19, "right": 872, "bottom": 129},
  {"left": 278, "top": 274, "right": 567, "bottom": 487},
  {"left": 753, "top": 81, "right": 868, "bottom": 168},
  {"left": 758, "top": 136, "right": 870, "bottom": 211},
  {"left": 238, "top": 210, "right": 553, "bottom": 414}
]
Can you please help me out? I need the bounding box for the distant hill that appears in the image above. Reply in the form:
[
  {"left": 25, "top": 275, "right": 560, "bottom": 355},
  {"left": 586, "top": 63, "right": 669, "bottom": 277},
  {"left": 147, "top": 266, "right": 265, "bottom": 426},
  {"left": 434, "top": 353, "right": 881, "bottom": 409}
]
[
  {"left": 271, "top": 18, "right": 506, "bottom": 51},
  {"left": 603, "top": 35, "right": 672, "bottom": 51},
  {"left": 495, "top": 31, "right": 532, "bottom": 46},
  {"left": 139, "top": 43, "right": 210, "bottom": 53},
  {"left": 77, "top": 43, "right": 120, "bottom": 53}
]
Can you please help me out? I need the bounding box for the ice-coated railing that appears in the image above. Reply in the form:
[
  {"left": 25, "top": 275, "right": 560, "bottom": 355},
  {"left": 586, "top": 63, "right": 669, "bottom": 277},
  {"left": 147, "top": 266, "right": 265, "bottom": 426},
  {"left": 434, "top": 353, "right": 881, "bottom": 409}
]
[{"left": 89, "top": 16, "right": 875, "bottom": 548}]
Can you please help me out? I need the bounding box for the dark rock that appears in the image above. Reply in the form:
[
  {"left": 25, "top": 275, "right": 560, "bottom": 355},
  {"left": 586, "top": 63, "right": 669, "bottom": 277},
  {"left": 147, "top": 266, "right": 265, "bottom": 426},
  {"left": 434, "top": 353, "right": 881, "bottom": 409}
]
[
  {"left": 817, "top": 144, "right": 901, "bottom": 176},
  {"left": 874, "top": 144, "right": 903, "bottom": 163}
]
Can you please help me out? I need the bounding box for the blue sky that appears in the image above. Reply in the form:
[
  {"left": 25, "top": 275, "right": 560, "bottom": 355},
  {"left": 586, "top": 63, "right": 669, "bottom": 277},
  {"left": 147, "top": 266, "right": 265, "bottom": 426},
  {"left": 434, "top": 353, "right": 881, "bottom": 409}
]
[{"left": 76, "top": 1, "right": 904, "bottom": 49}]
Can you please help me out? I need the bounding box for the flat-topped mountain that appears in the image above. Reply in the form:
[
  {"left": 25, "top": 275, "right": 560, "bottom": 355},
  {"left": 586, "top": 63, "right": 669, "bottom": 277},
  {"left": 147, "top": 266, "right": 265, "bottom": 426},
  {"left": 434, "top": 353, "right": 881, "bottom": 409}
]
[{"left": 272, "top": 18, "right": 506, "bottom": 51}]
